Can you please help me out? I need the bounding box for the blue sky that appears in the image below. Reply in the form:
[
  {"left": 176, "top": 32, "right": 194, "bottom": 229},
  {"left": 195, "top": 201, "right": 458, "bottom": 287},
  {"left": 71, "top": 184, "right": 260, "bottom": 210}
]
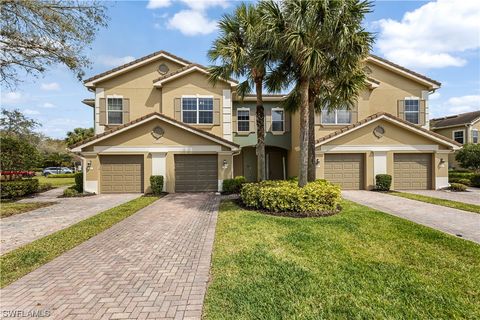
[{"left": 1, "top": 0, "right": 479, "bottom": 138}]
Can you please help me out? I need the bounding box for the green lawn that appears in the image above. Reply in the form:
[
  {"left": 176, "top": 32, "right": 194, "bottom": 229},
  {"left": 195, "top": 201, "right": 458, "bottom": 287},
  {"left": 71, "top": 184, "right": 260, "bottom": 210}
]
[
  {"left": 204, "top": 200, "right": 480, "bottom": 319},
  {"left": 0, "top": 196, "right": 159, "bottom": 288},
  {"left": 391, "top": 191, "right": 480, "bottom": 214},
  {"left": 34, "top": 176, "right": 75, "bottom": 187},
  {"left": 1, "top": 202, "right": 57, "bottom": 218}
]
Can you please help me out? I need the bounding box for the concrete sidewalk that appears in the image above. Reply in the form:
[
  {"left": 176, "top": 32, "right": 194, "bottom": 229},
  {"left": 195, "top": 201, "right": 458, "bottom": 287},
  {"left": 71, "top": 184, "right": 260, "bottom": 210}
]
[{"left": 343, "top": 190, "right": 480, "bottom": 244}]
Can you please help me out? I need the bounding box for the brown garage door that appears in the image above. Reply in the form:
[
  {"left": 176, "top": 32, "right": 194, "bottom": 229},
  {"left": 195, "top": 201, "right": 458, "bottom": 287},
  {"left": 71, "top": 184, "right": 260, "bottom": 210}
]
[
  {"left": 100, "top": 155, "right": 143, "bottom": 193},
  {"left": 394, "top": 153, "right": 432, "bottom": 190},
  {"left": 324, "top": 153, "right": 364, "bottom": 190},
  {"left": 175, "top": 155, "right": 218, "bottom": 192}
]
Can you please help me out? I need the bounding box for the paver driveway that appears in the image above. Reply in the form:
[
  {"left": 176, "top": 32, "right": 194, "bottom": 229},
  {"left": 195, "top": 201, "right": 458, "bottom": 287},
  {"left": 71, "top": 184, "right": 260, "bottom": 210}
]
[
  {"left": 343, "top": 190, "right": 480, "bottom": 244},
  {"left": 0, "top": 193, "right": 220, "bottom": 320},
  {"left": 1, "top": 191, "right": 141, "bottom": 254}
]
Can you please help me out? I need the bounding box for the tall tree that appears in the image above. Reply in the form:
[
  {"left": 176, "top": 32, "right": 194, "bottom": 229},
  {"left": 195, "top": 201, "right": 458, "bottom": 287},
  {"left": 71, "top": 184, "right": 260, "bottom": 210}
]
[
  {"left": 0, "top": 0, "right": 108, "bottom": 87},
  {"left": 262, "top": 0, "right": 373, "bottom": 186},
  {"left": 65, "top": 127, "right": 94, "bottom": 147},
  {"left": 0, "top": 108, "right": 41, "bottom": 143},
  {"left": 208, "top": 3, "right": 273, "bottom": 181}
]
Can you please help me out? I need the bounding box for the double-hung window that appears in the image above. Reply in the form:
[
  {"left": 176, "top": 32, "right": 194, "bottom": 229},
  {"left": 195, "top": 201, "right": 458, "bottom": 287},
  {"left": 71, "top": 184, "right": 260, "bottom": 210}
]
[
  {"left": 321, "top": 108, "right": 351, "bottom": 125},
  {"left": 404, "top": 99, "right": 420, "bottom": 124},
  {"left": 472, "top": 129, "right": 478, "bottom": 144},
  {"left": 107, "top": 98, "right": 123, "bottom": 125},
  {"left": 271, "top": 109, "right": 284, "bottom": 132},
  {"left": 453, "top": 130, "right": 465, "bottom": 144},
  {"left": 182, "top": 97, "right": 213, "bottom": 124},
  {"left": 237, "top": 109, "right": 250, "bottom": 132}
]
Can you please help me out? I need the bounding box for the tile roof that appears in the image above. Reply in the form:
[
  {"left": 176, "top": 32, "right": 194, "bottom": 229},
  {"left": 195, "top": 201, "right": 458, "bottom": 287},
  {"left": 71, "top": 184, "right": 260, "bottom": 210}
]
[
  {"left": 430, "top": 110, "right": 480, "bottom": 128},
  {"left": 315, "top": 112, "right": 461, "bottom": 147},
  {"left": 69, "top": 112, "right": 240, "bottom": 150},
  {"left": 83, "top": 50, "right": 192, "bottom": 84},
  {"left": 152, "top": 63, "right": 238, "bottom": 85},
  {"left": 369, "top": 54, "right": 441, "bottom": 87}
]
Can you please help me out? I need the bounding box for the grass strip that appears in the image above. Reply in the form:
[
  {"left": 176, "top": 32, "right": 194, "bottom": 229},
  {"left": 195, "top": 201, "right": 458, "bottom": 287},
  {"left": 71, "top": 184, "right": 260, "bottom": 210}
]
[
  {"left": 390, "top": 191, "right": 480, "bottom": 214},
  {"left": 34, "top": 176, "right": 74, "bottom": 187},
  {"left": 0, "top": 195, "right": 159, "bottom": 287},
  {"left": 1, "top": 202, "right": 57, "bottom": 218}
]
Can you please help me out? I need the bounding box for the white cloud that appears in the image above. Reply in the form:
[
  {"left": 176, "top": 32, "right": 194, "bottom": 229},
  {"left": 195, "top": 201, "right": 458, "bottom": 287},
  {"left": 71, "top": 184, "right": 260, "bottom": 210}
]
[
  {"left": 24, "top": 109, "right": 40, "bottom": 115},
  {"left": 180, "top": 0, "right": 229, "bottom": 11},
  {"left": 429, "top": 92, "right": 441, "bottom": 100},
  {"left": 97, "top": 55, "right": 136, "bottom": 67},
  {"left": 146, "top": 0, "right": 172, "bottom": 9},
  {"left": 2, "top": 91, "right": 24, "bottom": 104},
  {"left": 430, "top": 94, "right": 480, "bottom": 118},
  {"left": 376, "top": 0, "right": 480, "bottom": 69},
  {"left": 42, "top": 102, "right": 56, "bottom": 108},
  {"left": 167, "top": 10, "right": 217, "bottom": 36},
  {"left": 41, "top": 82, "right": 60, "bottom": 91}
]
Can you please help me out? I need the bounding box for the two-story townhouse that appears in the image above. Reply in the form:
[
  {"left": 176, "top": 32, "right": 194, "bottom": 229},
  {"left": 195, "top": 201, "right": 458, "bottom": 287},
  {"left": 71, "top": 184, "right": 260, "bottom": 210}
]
[
  {"left": 430, "top": 110, "right": 480, "bottom": 169},
  {"left": 70, "top": 50, "right": 460, "bottom": 194}
]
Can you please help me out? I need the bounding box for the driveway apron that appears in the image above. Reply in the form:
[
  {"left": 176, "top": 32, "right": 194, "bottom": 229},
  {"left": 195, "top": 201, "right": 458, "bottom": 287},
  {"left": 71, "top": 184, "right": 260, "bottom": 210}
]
[
  {"left": 0, "top": 193, "right": 219, "bottom": 320},
  {"left": 343, "top": 190, "right": 480, "bottom": 244}
]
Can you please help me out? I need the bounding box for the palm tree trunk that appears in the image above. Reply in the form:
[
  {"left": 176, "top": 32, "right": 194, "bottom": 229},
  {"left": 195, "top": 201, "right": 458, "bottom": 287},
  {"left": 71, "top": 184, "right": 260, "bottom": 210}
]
[
  {"left": 255, "top": 80, "right": 266, "bottom": 181},
  {"left": 298, "top": 77, "right": 310, "bottom": 187},
  {"left": 307, "top": 99, "right": 316, "bottom": 182}
]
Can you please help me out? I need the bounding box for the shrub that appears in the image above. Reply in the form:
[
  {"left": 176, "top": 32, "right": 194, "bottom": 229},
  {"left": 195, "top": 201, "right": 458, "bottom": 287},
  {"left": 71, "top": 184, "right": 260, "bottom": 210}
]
[
  {"left": 0, "top": 179, "right": 39, "bottom": 199},
  {"left": 455, "top": 144, "right": 480, "bottom": 172},
  {"left": 449, "top": 183, "right": 467, "bottom": 192},
  {"left": 63, "top": 187, "right": 79, "bottom": 197},
  {"left": 471, "top": 174, "right": 480, "bottom": 187},
  {"left": 74, "top": 172, "right": 83, "bottom": 192},
  {"left": 150, "top": 175, "right": 164, "bottom": 195},
  {"left": 449, "top": 177, "right": 471, "bottom": 186},
  {"left": 46, "top": 173, "right": 76, "bottom": 178},
  {"left": 449, "top": 171, "right": 474, "bottom": 180},
  {"left": 375, "top": 174, "right": 392, "bottom": 191},
  {"left": 37, "top": 183, "right": 53, "bottom": 193},
  {"left": 240, "top": 179, "right": 341, "bottom": 217},
  {"left": 223, "top": 176, "right": 246, "bottom": 194}
]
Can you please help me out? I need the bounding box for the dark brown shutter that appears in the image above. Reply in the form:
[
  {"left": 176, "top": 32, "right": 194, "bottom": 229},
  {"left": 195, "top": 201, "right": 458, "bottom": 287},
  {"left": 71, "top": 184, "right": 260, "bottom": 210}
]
[
  {"left": 99, "top": 98, "right": 106, "bottom": 125},
  {"left": 419, "top": 100, "right": 426, "bottom": 126},
  {"left": 232, "top": 108, "right": 237, "bottom": 133},
  {"left": 397, "top": 100, "right": 405, "bottom": 120},
  {"left": 123, "top": 98, "right": 130, "bottom": 123},
  {"left": 213, "top": 98, "right": 220, "bottom": 125},
  {"left": 249, "top": 107, "right": 256, "bottom": 133},
  {"left": 265, "top": 107, "right": 272, "bottom": 132},
  {"left": 174, "top": 98, "right": 181, "bottom": 121},
  {"left": 285, "top": 111, "right": 291, "bottom": 132}
]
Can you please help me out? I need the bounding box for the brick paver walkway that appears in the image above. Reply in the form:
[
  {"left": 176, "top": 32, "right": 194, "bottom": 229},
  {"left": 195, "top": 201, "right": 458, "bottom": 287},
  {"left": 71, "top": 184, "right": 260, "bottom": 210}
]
[{"left": 0, "top": 193, "right": 220, "bottom": 319}]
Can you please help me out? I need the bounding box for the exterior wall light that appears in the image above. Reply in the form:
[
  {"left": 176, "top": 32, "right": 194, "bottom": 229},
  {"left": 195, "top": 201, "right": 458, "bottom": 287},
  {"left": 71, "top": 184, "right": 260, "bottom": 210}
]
[
  {"left": 315, "top": 158, "right": 320, "bottom": 167},
  {"left": 222, "top": 159, "right": 228, "bottom": 169},
  {"left": 439, "top": 158, "right": 446, "bottom": 168},
  {"left": 86, "top": 160, "right": 92, "bottom": 171}
]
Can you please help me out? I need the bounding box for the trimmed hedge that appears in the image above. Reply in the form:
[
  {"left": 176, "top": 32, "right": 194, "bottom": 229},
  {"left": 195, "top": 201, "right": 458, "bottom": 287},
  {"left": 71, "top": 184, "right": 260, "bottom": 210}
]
[
  {"left": 240, "top": 179, "right": 341, "bottom": 217},
  {"left": 223, "top": 176, "right": 246, "bottom": 194},
  {"left": 449, "top": 183, "right": 467, "bottom": 192},
  {"left": 449, "top": 177, "right": 471, "bottom": 186},
  {"left": 150, "top": 175, "right": 164, "bottom": 195},
  {"left": 471, "top": 174, "right": 480, "bottom": 187},
  {"left": 0, "top": 179, "right": 39, "bottom": 199},
  {"left": 74, "top": 172, "right": 83, "bottom": 192},
  {"left": 375, "top": 174, "right": 392, "bottom": 191},
  {"left": 62, "top": 186, "right": 94, "bottom": 197},
  {"left": 46, "top": 173, "right": 76, "bottom": 178}
]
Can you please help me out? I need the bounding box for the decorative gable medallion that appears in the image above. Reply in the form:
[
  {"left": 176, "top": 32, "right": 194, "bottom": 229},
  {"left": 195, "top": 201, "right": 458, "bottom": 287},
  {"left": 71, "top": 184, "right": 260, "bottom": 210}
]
[
  {"left": 158, "top": 63, "right": 169, "bottom": 75},
  {"left": 152, "top": 126, "right": 165, "bottom": 140},
  {"left": 373, "top": 125, "right": 385, "bottom": 139}
]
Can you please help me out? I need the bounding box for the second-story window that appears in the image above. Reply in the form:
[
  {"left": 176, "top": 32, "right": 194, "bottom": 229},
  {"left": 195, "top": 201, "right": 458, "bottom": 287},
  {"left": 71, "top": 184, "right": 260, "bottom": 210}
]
[
  {"left": 473, "top": 129, "right": 478, "bottom": 144},
  {"left": 107, "top": 98, "right": 123, "bottom": 125},
  {"left": 237, "top": 109, "right": 250, "bottom": 132},
  {"left": 453, "top": 130, "right": 464, "bottom": 144},
  {"left": 272, "top": 109, "right": 284, "bottom": 132},
  {"left": 321, "top": 108, "right": 351, "bottom": 125},
  {"left": 404, "top": 99, "right": 420, "bottom": 124},
  {"left": 182, "top": 97, "right": 213, "bottom": 124}
]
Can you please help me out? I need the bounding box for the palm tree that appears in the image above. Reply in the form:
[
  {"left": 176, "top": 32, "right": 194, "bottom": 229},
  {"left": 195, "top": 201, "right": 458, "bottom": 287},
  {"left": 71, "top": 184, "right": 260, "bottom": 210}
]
[
  {"left": 208, "top": 3, "right": 272, "bottom": 182},
  {"left": 261, "top": 0, "right": 373, "bottom": 186},
  {"left": 65, "top": 127, "right": 94, "bottom": 147}
]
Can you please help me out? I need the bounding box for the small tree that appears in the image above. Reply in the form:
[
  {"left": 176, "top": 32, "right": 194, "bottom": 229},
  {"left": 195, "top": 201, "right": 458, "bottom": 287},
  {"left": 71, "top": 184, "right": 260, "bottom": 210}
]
[
  {"left": 455, "top": 144, "right": 480, "bottom": 173},
  {"left": 0, "top": 136, "right": 40, "bottom": 172},
  {"left": 66, "top": 127, "right": 94, "bottom": 147},
  {"left": 0, "top": 109, "right": 41, "bottom": 143}
]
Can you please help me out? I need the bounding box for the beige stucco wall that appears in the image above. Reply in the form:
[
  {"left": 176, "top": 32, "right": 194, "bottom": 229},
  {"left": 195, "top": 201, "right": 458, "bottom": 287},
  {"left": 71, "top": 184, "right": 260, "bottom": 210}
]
[
  {"left": 95, "top": 58, "right": 184, "bottom": 119},
  {"left": 161, "top": 71, "right": 230, "bottom": 138}
]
